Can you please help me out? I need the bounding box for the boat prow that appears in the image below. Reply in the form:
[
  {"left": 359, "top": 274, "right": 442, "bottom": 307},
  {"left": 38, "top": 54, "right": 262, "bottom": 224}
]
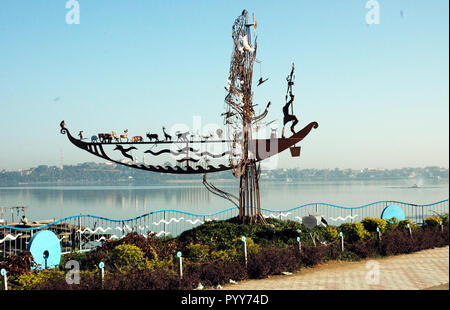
[{"left": 252, "top": 121, "right": 319, "bottom": 161}]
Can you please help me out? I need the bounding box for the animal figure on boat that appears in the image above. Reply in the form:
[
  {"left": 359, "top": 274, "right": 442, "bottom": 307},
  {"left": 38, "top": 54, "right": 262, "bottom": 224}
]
[
  {"left": 98, "top": 133, "right": 112, "bottom": 143},
  {"left": 120, "top": 129, "right": 129, "bottom": 142},
  {"left": 201, "top": 133, "right": 214, "bottom": 141},
  {"left": 162, "top": 127, "right": 172, "bottom": 141},
  {"left": 113, "top": 145, "right": 137, "bottom": 161},
  {"left": 91, "top": 135, "right": 98, "bottom": 142},
  {"left": 111, "top": 131, "right": 120, "bottom": 142},
  {"left": 131, "top": 136, "right": 143, "bottom": 142},
  {"left": 146, "top": 132, "right": 159, "bottom": 142},
  {"left": 175, "top": 131, "right": 190, "bottom": 142}
]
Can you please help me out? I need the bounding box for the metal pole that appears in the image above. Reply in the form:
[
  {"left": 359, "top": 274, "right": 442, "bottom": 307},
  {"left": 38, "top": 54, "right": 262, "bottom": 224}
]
[
  {"left": 78, "top": 215, "right": 82, "bottom": 251},
  {"left": 163, "top": 211, "right": 166, "bottom": 240},
  {"left": 1, "top": 269, "right": 7, "bottom": 291},
  {"left": 242, "top": 236, "right": 247, "bottom": 269},
  {"left": 421, "top": 207, "right": 424, "bottom": 226},
  {"left": 99, "top": 262, "right": 104, "bottom": 289},
  {"left": 177, "top": 252, "right": 183, "bottom": 279}
]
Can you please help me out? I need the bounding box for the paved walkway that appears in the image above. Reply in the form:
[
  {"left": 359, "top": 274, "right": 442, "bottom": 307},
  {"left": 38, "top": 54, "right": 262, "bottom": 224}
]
[{"left": 223, "top": 246, "right": 449, "bottom": 290}]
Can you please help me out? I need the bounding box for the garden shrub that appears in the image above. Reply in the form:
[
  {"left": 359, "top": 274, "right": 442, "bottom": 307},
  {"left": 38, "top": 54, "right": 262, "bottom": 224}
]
[
  {"left": 16, "top": 270, "right": 63, "bottom": 290},
  {"left": 184, "top": 243, "right": 210, "bottom": 263},
  {"left": 397, "top": 219, "right": 418, "bottom": 231},
  {"left": 0, "top": 251, "right": 34, "bottom": 276},
  {"left": 435, "top": 212, "right": 449, "bottom": 225},
  {"left": 384, "top": 217, "right": 399, "bottom": 232},
  {"left": 425, "top": 216, "right": 443, "bottom": 228},
  {"left": 108, "top": 244, "right": 147, "bottom": 272},
  {"left": 200, "top": 260, "right": 247, "bottom": 286},
  {"left": 59, "top": 250, "right": 93, "bottom": 271},
  {"left": 178, "top": 219, "right": 254, "bottom": 250},
  {"left": 361, "top": 217, "right": 388, "bottom": 233},
  {"left": 324, "top": 225, "right": 339, "bottom": 242},
  {"left": 98, "top": 232, "right": 180, "bottom": 262},
  {"left": 299, "top": 244, "right": 327, "bottom": 267},
  {"left": 339, "top": 250, "right": 360, "bottom": 261},
  {"left": 103, "top": 268, "right": 183, "bottom": 290},
  {"left": 15, "top": 269, "right": 99, "bottom": 290},
  {"left": 247, "top": 246, "right": 300, "bottom": 279},
  {"left": 178, "top": 217, "right": 306, "bottom": 249},
  {"left": 210, "top": 249, "right": 237, "bottom": 262},
  {"left": 182, "top": 259, "right": 247, "bottom": 288},
  {"left": 339, "top": 222, "right": 370, "bottom": 243},
  {"left": 231, "top": 236, "right": 259, "bottom": 254},
  {"left": 346, "top": 238, "right": 378, "bottom": 259},
  {"left": 323, "top": 241, "right": 342, "bottom": 261}
]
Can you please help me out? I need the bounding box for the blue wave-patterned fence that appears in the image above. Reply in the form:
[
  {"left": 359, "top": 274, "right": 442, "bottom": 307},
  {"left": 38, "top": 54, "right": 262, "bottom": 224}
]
[{"left": 1, "top": 199, "right": 448, "bottom": 258}]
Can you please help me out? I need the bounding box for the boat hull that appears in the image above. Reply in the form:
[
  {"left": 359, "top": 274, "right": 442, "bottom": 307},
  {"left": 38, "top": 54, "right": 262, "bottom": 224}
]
[{"left": 61, "top": 121, "right": 318, "bottom": 174}]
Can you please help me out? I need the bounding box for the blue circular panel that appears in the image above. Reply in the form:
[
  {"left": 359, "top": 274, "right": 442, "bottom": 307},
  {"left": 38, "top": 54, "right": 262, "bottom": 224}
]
[
  {"left": 381, "top": 205, "right": 406, "bottom": 221},
  {"left": 27, "top": 230, "right": 61, "bottom": 270}
]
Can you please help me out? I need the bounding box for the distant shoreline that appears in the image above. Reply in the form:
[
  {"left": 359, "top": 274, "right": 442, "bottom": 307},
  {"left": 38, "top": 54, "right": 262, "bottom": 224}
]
[
  {"left": 0, "top": 177, "right": 448, "bottom": 188},
  {"left": 1, "top": 164, "right": 448, "bottom": 187}
]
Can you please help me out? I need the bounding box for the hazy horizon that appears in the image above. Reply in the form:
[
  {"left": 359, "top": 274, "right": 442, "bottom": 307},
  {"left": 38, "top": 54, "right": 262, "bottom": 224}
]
[{"left": 2, "top": 160, "right": 449, "bottom": 173}]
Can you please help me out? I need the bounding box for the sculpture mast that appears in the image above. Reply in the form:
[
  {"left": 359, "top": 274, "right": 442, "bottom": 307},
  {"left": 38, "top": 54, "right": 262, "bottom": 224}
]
[{"left": 225, "top": 10, "right": 265, "bottom": 223}]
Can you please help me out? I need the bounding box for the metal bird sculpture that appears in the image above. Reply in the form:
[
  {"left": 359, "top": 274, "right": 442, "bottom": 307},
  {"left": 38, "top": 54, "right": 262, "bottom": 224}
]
[
  {"left": 113, "top": 145, "right": 137, "bottom": 161},
  {"left": 257, "top": 77, "right": 268, "bottom": 86}
]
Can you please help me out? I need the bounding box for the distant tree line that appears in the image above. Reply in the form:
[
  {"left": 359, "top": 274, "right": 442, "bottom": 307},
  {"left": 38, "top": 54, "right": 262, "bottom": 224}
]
[{"left": 0, "top": 163, "right": 447, "bottom": 186}]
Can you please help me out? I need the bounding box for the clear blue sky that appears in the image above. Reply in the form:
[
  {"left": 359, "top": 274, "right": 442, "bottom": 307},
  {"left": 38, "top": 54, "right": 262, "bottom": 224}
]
[{"left": 0, "top": 0, "right": 448, "bottom": 170}]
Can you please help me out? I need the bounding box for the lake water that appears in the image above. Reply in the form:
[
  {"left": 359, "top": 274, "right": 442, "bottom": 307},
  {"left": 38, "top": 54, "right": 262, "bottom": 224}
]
[{"left": 0, "top": 179, "right": 448, "bottom": 222}]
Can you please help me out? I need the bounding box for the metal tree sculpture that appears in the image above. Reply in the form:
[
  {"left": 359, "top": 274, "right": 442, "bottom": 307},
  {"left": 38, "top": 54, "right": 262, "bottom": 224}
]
[
  {"left": 222, "top": 10, "right": 266, "bottom": 223},
  {"left": 59, "top": 10, "right": 319, "bottom": 224}
]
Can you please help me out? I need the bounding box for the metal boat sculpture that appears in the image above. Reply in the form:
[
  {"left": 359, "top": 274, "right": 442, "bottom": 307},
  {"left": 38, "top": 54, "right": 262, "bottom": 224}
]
[{"left": 60, "top": 121, "right": 318, "bottom": 174}]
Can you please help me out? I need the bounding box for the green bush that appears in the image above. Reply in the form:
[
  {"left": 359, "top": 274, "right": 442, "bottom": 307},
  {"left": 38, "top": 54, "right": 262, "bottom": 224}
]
[
  {"left": 184, "top": 243, "right": 210, "bottom": 263},
  {"left": 361, "top": 217, "right": 388, "bottom": 233},
  {"left": 16, "top": 269, "right": 97, "bottom": 290},
  {"left": 178, "top": 217, "right": 305, "bottom": 249},
  {"left": 424, "top": 216, "right": 443, "bottom": 228},
  {"left": 397, "top": 219, "right": 418, "bottom": 231},
  {"left": 59, "top": 250, "right": 89, "bottom": 270},
  {"left": 324, "top": 225, "right": 340, "bottom": 241},
  {"left": 109, "top": 244, "right": 149, "bottom": 272},
  {"left": 16, "top": 270, "right": 64, "bottom": 290},
  {"left": 433, "top": 212, "right": 449, "bottom": 225},
  {"left": 385, "top": 217, "right": 399, "bottom": 231},
  {"left": 339, "top": 222, "right": 370, "bottom": 243},
  {"left": 231, "top": 236, "right": 259, "bottom": 254},
  {"left": 210, "top": 249, "right": 236, "bottom": 262}
]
